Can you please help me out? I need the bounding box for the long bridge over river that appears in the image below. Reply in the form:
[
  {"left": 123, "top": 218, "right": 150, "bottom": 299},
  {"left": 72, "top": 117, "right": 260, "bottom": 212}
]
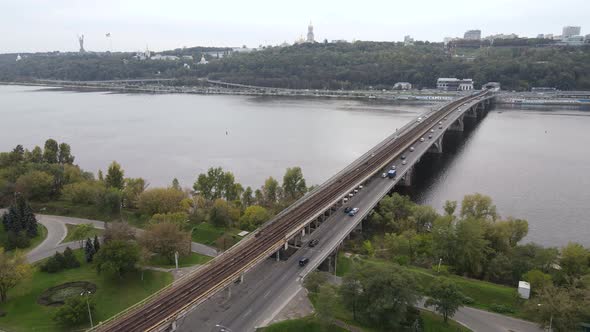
[{"left": 90, "top": 90, "right": 495, "bottom": 332}]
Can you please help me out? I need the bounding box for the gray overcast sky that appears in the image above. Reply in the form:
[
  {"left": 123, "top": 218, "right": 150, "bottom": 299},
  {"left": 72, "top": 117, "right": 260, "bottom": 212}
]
[{"left": 1, "top": 0, "right": 588, "bottom": 53}]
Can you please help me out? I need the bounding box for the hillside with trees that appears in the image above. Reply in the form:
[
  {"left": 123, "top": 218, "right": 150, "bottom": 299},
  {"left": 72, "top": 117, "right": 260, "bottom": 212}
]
[{"left": 2, "top": 42, "right": 590, "bottom": 91}]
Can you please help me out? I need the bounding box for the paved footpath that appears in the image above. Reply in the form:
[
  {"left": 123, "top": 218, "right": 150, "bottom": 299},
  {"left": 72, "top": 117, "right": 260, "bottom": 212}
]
[{"left": 1, "top": 209, "right": 218, "bottom": 263}]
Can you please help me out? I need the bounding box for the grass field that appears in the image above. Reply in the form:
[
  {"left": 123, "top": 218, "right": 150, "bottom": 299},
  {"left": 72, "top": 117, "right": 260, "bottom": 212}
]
[
  {"left": 336, "top": 254, "right": 523, "bottom": 317},
  {"left": 421, "top": 310, "right": 471, "bottom": 332},
  {"left": 260, "top": 311, "right": 471, "bottom": 332},
  {"left": 191, "top": 223, "right": 244, "bottom": 249},
  {"left": 148, "top": 252, "right": 212, "bottom": 269},
  {"left": 0, "top": 250, "right": 173, "bottom": 332},
  {"left": 63, "top": 223, "right": 104, "bottom": 243},
  {"left": 259, "top": 317, "right": 347, "bottom": 332}
]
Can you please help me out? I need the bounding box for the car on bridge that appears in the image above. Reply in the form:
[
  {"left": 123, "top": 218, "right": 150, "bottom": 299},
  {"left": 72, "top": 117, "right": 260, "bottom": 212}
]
[
  {"left": 401, "top": 154, "right": 406, "bottom": 160},
  {"left": 391, "top": 165, "right": 396, "bottom": 170},
  {"left": 439, "top": 125, "right": 443, "bottom": 129},
  {"left": 402, "top": 160, "right": 407, "bottom": 165},
  {"left": 429, "top": 134, "right": 433, "bottom": 139},
  {"left": 420, "top": 137, "right": 425, "bottom": 142},
  {"left": 308, "top": 239, "right": 319, "bottom": 247},
  {"left": 344, "top": 206, "right": 352, "bottom": 214},
  {"left": 348, "top": 208, "right": 359, "bottom": 216},
  {"left": 381, "top": 172, "right": 387, "bottom": 178},
  {"left": 299, "top": 257, "right": 310, "bottom": 266},
  {"left": 410, "top": 147, "right": 415, "bottom": 152}
]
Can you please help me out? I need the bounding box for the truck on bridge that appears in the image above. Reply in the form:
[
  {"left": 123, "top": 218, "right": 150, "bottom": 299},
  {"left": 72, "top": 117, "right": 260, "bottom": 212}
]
[{"left": 387, "top": 169, "right": 397, "bottom": 178}]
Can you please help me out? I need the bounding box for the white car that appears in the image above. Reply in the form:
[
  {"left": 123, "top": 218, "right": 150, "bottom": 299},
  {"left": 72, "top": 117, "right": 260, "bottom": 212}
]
[
  {"left": 420, "top": 138, "right": 425, "bottom": 142},
  {"left": 391, "top": 165, "right": 396, "bottom": 170},
  {"left": 430, "top": 129, "right": 435, "bottom": 133},
  {"left": 402, "top": 160, "right": 407, "bottom": 165},
  {"left": 410, "top": 147, "right": 415, "bottom": 152},
  {"left": 381, "top": 172, "right": 387, "bottom": 178}
]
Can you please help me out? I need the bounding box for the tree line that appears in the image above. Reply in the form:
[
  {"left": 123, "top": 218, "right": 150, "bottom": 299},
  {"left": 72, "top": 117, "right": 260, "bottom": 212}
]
[
  {"left": 360, "top": 192, "right": 590, "bottom": 330},
  {"left": 2, "top": 42, "right": 590, "bottom": 91}
]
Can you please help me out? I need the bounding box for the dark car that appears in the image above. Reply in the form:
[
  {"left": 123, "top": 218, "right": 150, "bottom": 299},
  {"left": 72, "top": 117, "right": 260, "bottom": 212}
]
[
  {"left": 299, "top": 257, "right": 310, "bottom": 266},
  {"left": 308, "top": 239, "right": 319, "bottom": 247},
  {"left": 401, "top": 155, "right": 406, "bottom": 160},
  {"left": 344, "top": 206, "right": 352, "bottom": 214}
]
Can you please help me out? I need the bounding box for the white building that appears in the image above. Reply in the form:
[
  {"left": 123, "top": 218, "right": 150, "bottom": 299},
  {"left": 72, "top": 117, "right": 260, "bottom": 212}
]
[
  {"left": 518, "top": 281, "right": 530, "bottom": 299},
  {"left": 307, "top": 22, "right": 315, "bottom": 43},
  {"left": 393, "top": 82, "right": 412, "bottom": 90},
  {"left": 464, "top": 30, "right": 481, "bottom": 40},
  {"left": 437, "top": 78, "right": 474, "bottom": 91},
  {"left": 151, "top": 54, "right": 179, "bottom": 61},
  {"left": 404, "top": 35, "right": 414, "bottom": 46},
  {"left": 197, "top": 55, "right": 208, "bottom": 65},
  {"left": 562, "top": 26, "right": 581, "bottom": 38}
]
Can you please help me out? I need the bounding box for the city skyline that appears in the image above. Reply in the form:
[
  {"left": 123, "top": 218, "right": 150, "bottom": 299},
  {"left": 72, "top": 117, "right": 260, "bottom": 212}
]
[{"left": 0, "top": 0, "right": 588, "bottom": 53}]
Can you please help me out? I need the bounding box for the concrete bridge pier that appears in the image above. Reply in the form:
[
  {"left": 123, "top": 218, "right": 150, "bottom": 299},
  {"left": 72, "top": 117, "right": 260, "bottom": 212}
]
[
  {"left": 398, "top": 167, "right": 413, "bottom": 187},
  {"left": 448, "top": 114, "right": 464, "bottom": 132},
  {"left": 427, "top": 135, "right": 444, "bottom": 154},
  {"left": 465, "top": 106, "right": 478, "bottom": 119}
]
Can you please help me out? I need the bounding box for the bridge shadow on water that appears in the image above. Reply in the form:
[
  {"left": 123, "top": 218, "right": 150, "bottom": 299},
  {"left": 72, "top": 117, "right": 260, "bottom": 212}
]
[{"left": 394, "top": 107, "right": 493, "bottom": 204}]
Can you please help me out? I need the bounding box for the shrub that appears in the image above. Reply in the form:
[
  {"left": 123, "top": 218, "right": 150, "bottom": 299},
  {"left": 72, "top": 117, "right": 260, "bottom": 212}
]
[
  {"left": 62, "top": 181, "right": 104, "bottom": 205},
  {"left": 137, "top": 188, "right": 186, "bottom": 215},
  {"left": 490, "top": 303, "right": 515, "bottom": 314},
  {"left": 53, "top": 295, "right": 95, "bottom": 326},
  {"left": 40, "top": 248, "right": 79, "bottom": 273}
]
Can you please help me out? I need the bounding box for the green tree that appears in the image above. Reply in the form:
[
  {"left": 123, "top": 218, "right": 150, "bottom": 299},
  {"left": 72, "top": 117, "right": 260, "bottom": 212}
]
[
  {"left": 84, "top": 238, "right": 95, "bottom": 262},
  {"left": 526, "top": 286, "right": 590, "bottom": 332},
  {"left": 425, "top": 278, "right": 464, "bottom": 323},
  {"left": 29, "top": 146, "right": 43, "bottom": 163},
  {"left": 137, "top": 187, "right": 186, "bottom": 215},
  {"left": 139, "top": 222, "right": 191, "bottom": 263},
  {"left": 105, "top": 161, "right": 125, "bottom": 190},
  {"left": 57, "top": 142, "right": 75, "bottom": 164},
  {"left": 2, "top": 195, "right": 38, "bottom": 239},
  {"left": 193, "top": 167, "right": 240, "bottom": 201},
  {"left": 171, "top": 178, "right": 181, "bottom": 191},
  {"left": 63, "top": 247, "right": 81, "bottom": 268},
  {"left": 282, "top": 167, "right": 307, "bottom": 202},
  {"left": 97, "top": 187, "right": 122, "bottom": 214},
  {"left": 242, "top": 186, "right": 254, "bottom": 207},
  {"left": 15, "top": 170, "right": 54, "bottom": 201},
  {"left": 460, "top": 193, "right": 498, "bottom": 221},
  {"left": 93, "top": 234, "right": 101, "bottom": 252},
  {"left": 559, "top": 242, "right": 589, "bottom": 278},
  {"left": 454, "top": 219, "right": 489, "bottom": 277},
  {"left": 523, "top": 270, "right": 552, "bottom": 295},
  {"left": 94, "top": 240, "right": 139, "bottom": 277},
  {"left": 340, "top": 263, "right": 419, "bottom": 329},
  {"left": 443, "top": 200, "right": 457, "bottom": 217},
  {"left": 304, "top": 271, "right": 329, "bottom": 293},
  {"left": 315, "top": 284, "right": 338, "bottom": 325},
  {"left": 261, "top": 176, "right": 281, "bottom": 208},
  {"left": 62, "top": 181, "right": 104, "bottom": 204},
  {"left": 53, "top": 295, "right": 95, "bottom": 326},
  {"left": 239, "top": 205, "right": 271, "bottom": 231},
  {"left": 43, "top": 139, "right": 59, "bottom": 163},
  {"left": 0, "top": 249, "right": 32, "bottom": 302},
  {"left": 103, "top": 222, "right": 135, "bottom": 243},
  {"left": 209, "top": 198, "right": 233, "bottom": 228},
  {"left": 122, "top": 177, "right": 146, "bottom": 208},
  {"left": 362, "top": 240, "right": 375, "bottom": 257},
  {"left": 411, "top": 205, "right": 439, "bottom": 233}
]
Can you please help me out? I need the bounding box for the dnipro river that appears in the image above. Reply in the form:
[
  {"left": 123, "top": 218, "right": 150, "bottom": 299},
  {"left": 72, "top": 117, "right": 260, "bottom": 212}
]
[{"left": 1, "top": 85, "right": 589, "bottom": 247}]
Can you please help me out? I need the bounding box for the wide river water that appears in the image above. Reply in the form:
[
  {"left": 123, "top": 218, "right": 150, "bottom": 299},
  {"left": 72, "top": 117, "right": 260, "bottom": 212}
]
[{"left": 1, "top": 85, "right": 589, "bottom": 247}]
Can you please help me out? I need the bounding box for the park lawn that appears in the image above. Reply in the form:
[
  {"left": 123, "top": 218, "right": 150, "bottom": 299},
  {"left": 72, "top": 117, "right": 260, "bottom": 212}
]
[
  {"left": 259, "top": 316, "right": 347, "bottom": 332},
  {"left": 30, "top": 200, "right": 150, "bottom": 227},
  {"left": 148, "top": 252, "right": 212, "bottom": 269},
  {"left": 63, "top": 223, "right": 104, "bottom": 243},
  {"left": 421, "top": 310, "right": 471, "bottom": 332},
  {"left": 0, "top": 250, "right": 173, "bottom": 332},
  {"left": 336, "top": 254, "right": 523, "bottom": 317},
  {"left": 192, "top": 222, "right": 244, "bottom": 250}
]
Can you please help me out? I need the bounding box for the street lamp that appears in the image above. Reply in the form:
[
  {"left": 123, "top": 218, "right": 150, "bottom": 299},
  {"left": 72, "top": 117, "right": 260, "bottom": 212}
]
[
  {"left": 537, "top": 303, "right": 552, "bottom": 332},
  {"left": 81, "top": 290, "right": 94, "bottom": 328},
  {"left": 215, "top": 323, "right": 232, "bottom": 332}
]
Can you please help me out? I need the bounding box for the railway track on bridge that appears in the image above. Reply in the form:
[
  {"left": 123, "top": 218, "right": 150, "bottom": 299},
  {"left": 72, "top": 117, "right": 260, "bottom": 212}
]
[{"left": 91, "top": 91, "right": 490, "bottom": 332}]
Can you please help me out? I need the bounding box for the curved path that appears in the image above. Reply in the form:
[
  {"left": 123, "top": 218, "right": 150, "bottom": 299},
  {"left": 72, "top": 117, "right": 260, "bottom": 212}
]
[{"left": 1, "top": 209, "right": 218, "bottom": 262}]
